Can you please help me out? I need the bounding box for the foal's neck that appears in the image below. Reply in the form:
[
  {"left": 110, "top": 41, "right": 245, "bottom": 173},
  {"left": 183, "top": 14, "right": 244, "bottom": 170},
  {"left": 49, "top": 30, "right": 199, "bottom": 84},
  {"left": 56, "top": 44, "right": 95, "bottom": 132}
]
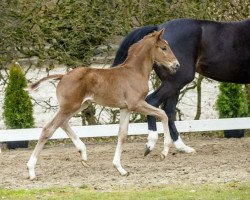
[{"left": 124, "top": 40, "right": 154, "bottom": 80}]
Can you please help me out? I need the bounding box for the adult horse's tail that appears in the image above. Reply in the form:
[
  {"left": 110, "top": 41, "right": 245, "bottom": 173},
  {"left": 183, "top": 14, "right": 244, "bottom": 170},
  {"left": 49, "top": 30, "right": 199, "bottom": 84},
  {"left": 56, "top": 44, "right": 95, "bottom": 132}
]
[{"left": 112, "top": 25, "right": 158, "bottom": 67}]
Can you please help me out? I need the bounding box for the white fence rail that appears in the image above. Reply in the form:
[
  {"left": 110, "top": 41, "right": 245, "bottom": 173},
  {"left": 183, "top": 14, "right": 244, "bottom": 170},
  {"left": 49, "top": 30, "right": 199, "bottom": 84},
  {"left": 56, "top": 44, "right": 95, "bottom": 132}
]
[{"left": 0, "top": 118, "right": 249, "bottom": 142}]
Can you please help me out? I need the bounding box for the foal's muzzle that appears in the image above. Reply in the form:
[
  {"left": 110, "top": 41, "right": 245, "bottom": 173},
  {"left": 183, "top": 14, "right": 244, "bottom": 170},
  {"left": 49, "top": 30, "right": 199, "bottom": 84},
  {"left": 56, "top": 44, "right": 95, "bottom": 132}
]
[{"left": 170, "top": 60, "right": 180, "bottom": 72}]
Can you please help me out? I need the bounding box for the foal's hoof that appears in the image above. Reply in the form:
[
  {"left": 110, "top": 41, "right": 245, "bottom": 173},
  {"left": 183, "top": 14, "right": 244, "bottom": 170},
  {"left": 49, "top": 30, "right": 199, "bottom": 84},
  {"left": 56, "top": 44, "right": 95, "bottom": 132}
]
[
  {"left": 29, "top": 176, "right": 37, "bottom": 181},
  {"left": 144, "top": 147, "right": 152, "bottom": 157},
  {"left": 81, "top": 160, "right": 89, "bottom": 167},
  {"left": 121, "top": 171, "right": 130, "bottom": 176},
  {"left": 160, "top": 153, "right": 166, "bottom": 160}
]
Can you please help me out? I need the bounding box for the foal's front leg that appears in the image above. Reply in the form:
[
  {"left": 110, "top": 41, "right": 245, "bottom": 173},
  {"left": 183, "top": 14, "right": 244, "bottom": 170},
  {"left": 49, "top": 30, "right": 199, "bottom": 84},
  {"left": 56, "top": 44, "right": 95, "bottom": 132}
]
[
  {"left": 133, "top": 101, "right": 172, "bottom": 159},
  {"left": 113, "top": 108, "right": 131, "bottom": 176}
]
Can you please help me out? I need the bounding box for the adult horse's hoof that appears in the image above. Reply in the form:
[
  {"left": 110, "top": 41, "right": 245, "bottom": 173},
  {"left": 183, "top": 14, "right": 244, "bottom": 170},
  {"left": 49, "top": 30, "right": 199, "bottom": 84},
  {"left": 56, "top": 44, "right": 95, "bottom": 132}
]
[
  {"left": 81, "top": 160, "right": 89, "bottom": 167},
  {"left": 144, "top": 147, "right": 152, "bottom": 156},
  {"left": 177, "top": 146, "right": 196, "bottom": 153},
  {"left": 186, "top": 147, "right": 196, "bottom": 154},
  {"left": 174, "top": 137, "right": 196, "bottom": 153}
]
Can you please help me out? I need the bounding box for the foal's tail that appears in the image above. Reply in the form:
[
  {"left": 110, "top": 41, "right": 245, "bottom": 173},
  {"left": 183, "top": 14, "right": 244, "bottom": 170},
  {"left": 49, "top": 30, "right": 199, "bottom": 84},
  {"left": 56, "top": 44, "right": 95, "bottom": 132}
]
[{"left": 29, "top": 74, "right": 63, "bottom": 91}]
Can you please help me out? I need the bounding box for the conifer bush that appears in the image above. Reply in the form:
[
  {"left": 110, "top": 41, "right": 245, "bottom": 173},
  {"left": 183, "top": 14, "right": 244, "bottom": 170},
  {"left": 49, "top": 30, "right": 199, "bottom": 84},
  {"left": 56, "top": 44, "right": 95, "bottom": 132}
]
[
  {"left": 216, "top": 83, "right": 248, "bottom": 118},
  {"left": 3, "top": 62, "right": 34, "bottom": 148},
  {"left": 216, "top": 83, "right": 248, "bottom": 138}
]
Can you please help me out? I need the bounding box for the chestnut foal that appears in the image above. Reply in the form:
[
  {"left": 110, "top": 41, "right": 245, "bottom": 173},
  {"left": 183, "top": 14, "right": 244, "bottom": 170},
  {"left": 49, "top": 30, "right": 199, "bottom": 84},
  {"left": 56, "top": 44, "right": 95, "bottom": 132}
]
[{"left": 27, "top": 29, "right": 179, "bottom": 180}]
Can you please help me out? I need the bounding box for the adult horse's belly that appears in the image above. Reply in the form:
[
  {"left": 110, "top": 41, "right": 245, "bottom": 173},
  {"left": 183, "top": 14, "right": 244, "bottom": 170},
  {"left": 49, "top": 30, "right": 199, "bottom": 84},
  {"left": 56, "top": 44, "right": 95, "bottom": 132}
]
[{"left": 196, "top": 60, "right": 250, "bottom": 84}]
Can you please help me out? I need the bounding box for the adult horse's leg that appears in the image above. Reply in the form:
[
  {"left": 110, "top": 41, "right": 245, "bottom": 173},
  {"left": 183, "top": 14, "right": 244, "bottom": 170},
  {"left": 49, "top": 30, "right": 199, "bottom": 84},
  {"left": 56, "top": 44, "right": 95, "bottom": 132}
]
[
  {"left": 27, "top": 109, "right": 70, "bottom": 180},
  {"left": 145, "top": 80, "right": 195, "bottom": 155},
  {"left": 162, "top": 93, "right": 195, "bottom": 153},
  {"left": 113, "top": 108, "right": 131, "bottom": 176}
]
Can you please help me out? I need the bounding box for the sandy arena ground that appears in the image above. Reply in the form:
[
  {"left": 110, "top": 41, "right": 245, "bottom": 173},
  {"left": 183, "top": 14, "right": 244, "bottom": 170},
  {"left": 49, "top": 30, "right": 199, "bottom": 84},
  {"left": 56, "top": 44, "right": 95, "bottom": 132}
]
[{"left": 0, "top": 136, "right": 249, "bottom": 190}]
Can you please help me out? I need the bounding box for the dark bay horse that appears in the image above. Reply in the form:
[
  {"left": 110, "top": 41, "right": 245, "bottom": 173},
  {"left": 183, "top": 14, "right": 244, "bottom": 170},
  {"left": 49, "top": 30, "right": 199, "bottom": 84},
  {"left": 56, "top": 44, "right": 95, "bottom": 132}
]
[
  {"left": 112, "top": 18, "right": 250, "bottom": 155},
  {"left": 27, "top": 30, "right": 179, "bottom": 179}
]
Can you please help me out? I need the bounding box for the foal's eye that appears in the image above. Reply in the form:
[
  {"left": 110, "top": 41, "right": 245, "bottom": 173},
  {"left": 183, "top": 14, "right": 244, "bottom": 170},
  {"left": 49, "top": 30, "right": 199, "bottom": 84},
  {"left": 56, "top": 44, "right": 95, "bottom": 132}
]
[{"left": 161, "top": 47, "right": 167, "bottom": 51}]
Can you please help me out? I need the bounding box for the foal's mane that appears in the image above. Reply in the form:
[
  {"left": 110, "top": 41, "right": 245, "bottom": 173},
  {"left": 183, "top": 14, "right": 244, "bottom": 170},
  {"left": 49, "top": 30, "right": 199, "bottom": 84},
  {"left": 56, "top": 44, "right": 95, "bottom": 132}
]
[{"left": 123, "top": 34, "right": 154, "bottom": 64}]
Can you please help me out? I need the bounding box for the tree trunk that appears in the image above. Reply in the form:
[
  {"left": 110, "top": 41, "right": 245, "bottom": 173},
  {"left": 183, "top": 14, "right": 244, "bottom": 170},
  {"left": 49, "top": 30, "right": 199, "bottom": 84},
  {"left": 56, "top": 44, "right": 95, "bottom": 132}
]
[{"left": 194, "top": 75, "right": 204, "bottom": 120}]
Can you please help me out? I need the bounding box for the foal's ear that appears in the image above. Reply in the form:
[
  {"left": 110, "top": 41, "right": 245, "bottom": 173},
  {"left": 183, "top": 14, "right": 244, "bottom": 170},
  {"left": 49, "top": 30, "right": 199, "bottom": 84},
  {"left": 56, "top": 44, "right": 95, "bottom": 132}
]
[
  {"left": 156, "top": 29, "right": 165, "bottom": 40},
  {"left": 149, "top": 29, "right": 165, "bottom": 39}
]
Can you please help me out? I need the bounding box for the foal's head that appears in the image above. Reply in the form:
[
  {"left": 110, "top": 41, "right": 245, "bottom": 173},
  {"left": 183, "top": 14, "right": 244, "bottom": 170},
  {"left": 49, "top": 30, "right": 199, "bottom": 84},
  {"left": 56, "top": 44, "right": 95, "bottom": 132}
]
[{"left": 148, "top": 29, "right": 179, "bottom": 72}]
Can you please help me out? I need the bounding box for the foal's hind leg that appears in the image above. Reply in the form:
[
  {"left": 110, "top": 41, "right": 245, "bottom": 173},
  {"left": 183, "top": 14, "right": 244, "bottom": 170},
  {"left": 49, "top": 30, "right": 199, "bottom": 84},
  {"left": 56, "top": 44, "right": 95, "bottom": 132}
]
[
  {"left": 61, "top": 122, "right": 88, "bottom": 166},
  {"left": 27, "top": 110, "right": 69, "bottom": 180},
  {"left": 61, "top": 102, "right": 90, "bottom": 166}
]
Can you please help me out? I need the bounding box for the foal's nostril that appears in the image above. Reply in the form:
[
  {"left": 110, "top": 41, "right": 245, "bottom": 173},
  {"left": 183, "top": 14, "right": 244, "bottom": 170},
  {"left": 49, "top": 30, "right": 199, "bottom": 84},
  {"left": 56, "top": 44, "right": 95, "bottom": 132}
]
[{"left": 173, "top": 60, "right": 180, "bottom": 70}]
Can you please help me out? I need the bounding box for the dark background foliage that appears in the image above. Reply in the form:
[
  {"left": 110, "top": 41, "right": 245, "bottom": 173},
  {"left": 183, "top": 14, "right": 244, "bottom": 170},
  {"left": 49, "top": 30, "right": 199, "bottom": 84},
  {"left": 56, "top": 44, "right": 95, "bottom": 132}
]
[
  {"left": 1, "top": 0, "right": 248, "bottom": 69},
  {"left": 0, "top": 0, "right": 249, "bottom": 125}
]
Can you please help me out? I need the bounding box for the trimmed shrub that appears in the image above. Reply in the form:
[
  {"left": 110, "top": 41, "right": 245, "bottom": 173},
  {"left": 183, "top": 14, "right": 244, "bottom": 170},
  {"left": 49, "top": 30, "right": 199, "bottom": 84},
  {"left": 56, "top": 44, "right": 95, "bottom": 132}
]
[
  {"left": 216, "top": 83, "right": 248, "bottom": 118},
  {"left": 216, "top": 83, "right": 248, "bottom": 138},
  {"left": 3, "top": 63, "right": 34, "bottom": 149},
  {"left": 3, "top": 63, "right": 34, "bottom": 130}
]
